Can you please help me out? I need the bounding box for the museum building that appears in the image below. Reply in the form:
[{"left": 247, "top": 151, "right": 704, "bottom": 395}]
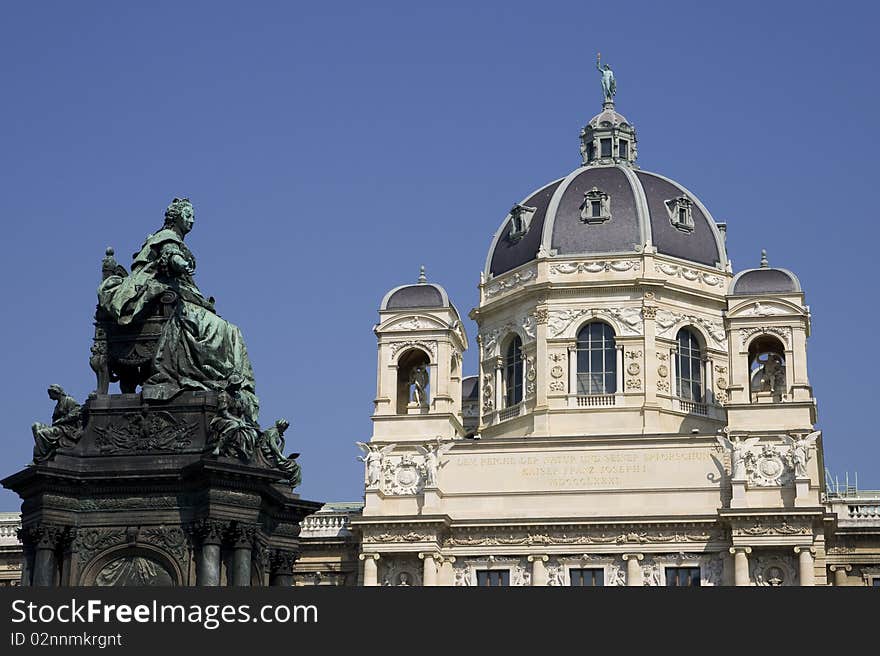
[{"left": 293, "top": 80, "right": 880, "bottom": 587}]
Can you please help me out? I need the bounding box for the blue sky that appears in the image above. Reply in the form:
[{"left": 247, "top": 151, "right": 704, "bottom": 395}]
[{"left": 1, "top": 1, "right": 878, "bottom": 509}]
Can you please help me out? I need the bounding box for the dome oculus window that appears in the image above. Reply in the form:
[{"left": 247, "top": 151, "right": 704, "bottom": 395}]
[
  {"left": 580, "top": 187, "right": 611, "bottom": 224},
  {"left": 665, "top": 196, "right": 695, "bottom": 232},
  {"left": 507, "top": 203, "right": 537, "bottom": 243}
]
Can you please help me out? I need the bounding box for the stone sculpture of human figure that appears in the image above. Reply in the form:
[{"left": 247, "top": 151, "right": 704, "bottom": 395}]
[
  {"left": 596, "top": 52, "right": 616, "bottom": 101},
  {"left": 397, "top": 572, "right": 411, "bottom": 586},
  {"left": 409, "top": 364, "right": 429, "bottom": 407},
  {"left": 210, "top": 372, "right": 260, "bottom": 460},
  {"left": 781, "top": 431, "right": 820, "bottom": 478},
  {"left": 716, "top": 429, "right": 759, "bottom": 480},
  {"left": 356, "top": 442, "right": 396, "bottom": 488},
  {"left": 416, "top": 439, "right": 454, "bottom": 488},
  {"left": 31, "top": 384, "right": 83, "bottom": 463}
]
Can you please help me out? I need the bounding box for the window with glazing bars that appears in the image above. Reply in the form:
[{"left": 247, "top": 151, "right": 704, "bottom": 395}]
[
  {"left": 570, "top": 568, "right": 605, "bottom": 586},
  {"left": 505, "top": 336, "right": 523, "bottom": 407},
  {"left": 576, "top": 322, "right": 616, "bottom": 395},
  {"left": 675, "top": 328, "right": 703, "bottom": 402},
  {"left": 476, "top": 570, "right": 510, "bottom": 586},
  {"left": 665, "top": 566, "right": 701, "bottom": 587}
]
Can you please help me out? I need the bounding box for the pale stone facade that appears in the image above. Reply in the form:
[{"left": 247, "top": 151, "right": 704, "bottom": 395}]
[{"left": 319, "top": 92, "right": 880, "bottom": 587}]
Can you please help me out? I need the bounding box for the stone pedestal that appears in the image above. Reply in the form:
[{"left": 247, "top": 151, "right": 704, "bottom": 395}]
[
  {"left": 794, "top": 477, "right": 811, "bottom": 507},
  {"left": 422, "top": 487, "right": 441, "bottom": 513},
  {"left": 730, "top": 546, "right": 752, "bottom": 586},
  {"left": 3, "top": 392, "right": 321, "bottom": 587},
  {"left": 730, "top": 478, "right": 747, "bottom": 509},
  {"left": 623, "top": 553, "right": 643, "bottom": 586}
]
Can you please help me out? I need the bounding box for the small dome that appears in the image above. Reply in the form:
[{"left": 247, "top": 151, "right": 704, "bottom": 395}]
[
  {"left": 588, "top": 106, "right": 631, "bottom": 129},
  {"left": 462, "top": 375, "right": 479, "bottom": 401},
  {"left": 380, "top": 266, "right": 454, "bottom": 311},
  {"left": 730, "top": 251, "right": 801, "bottom": 295}
]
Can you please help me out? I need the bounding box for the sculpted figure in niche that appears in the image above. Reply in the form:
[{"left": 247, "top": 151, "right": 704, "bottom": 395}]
[
  {"left": 409, "top": 364, "right": 429, "bottom": 407},
  {"left": 356, "top": 442, "right": 396, "bottom": 488},
  {"left": 210, "top": 373, "right": 260, "bottom": 460},
  {"left": 258, "top": 418, "right": 301, "bottom": 488},
  {"left": 780, "top": 431, "right": 820, "bottom": 478},
  {"left": 97, "top": 198, "right": 255, "bottom": 401},
  {"left": 95, "top": 555, "right": 174, "bottom": 586},
  {"left": 751, "top": 352, "right": 786, "bottom": 398},
  {"left": 31, "top": 385, "right": 84, "bottom": 463}
]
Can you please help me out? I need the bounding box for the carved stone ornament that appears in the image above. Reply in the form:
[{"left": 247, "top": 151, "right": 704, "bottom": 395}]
[
  {"left": 655, "top": 309, "right": 725, "bottom": 346},
  {"left": 94, "top": 410, "right": 198, "bottom": 454},
  {"left": 442, "top": 527, "right": 725, "bottom": 548},
  {"left": 549, "top": 260, "right": 640, "bottom": 275},
  {"left": 738, "top": 302, "right": 788, "bottom": 317},
  {"left": 385, "top": 316, "right": 445, "bottom": 332},
  {"left": 480, "top": 317, "right": 534, "bottom": 358},
  {"left": 389, "top": 340, "right": 436, "bottom": 360},
  {"left": 379, "top": 556, "right": 423, "bottom": 587},
  {"left": 733, "top": 521, "right": 811, "bottom": 537},
  {"left": 482, "top": 378, "right": 494, "bottom": 413},
  {"left": 550, "top": 365, "right": 565, "bottom": 379},
  {"left": 739, "top": 326, "right": 792, "bottom": 348},
  {"left": 746, "top": 444, "right": 794, "bottom": 487},
  {"left": 484, "top": 267, "right": 536, "bottom": 299},
  {"left": 547, "top": 307, "right": 642, "bottom": 338},
  {"left": 363, "top": 530, "right": 434, "bottom": 544},
  {"left": 753, "top": 556, "right": 797, "bottom": 587},
  {"left": 382, "top": 454, "right": 424, "bottom": 495},
  {"left": 654, "top": 261, "right": 724, "bottom": 287}
]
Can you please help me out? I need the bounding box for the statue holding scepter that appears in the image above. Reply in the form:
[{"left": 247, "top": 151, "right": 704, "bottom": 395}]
[{"left": 596, "top": 52, "right": 616, "bottom": 102}]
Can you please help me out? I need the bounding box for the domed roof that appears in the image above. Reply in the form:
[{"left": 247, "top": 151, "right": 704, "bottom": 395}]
[
  {"left": 380, "top": 266, "right": 458, "bottom": 313},
  {"left": 485, "top": 164, "right": 729, "bottom": 276},
  {"left": 587, "top": 106, "right": 632, "bottom": 129},
  {"left": 730, "top": 251, "right": 801, "bottom": 295}
]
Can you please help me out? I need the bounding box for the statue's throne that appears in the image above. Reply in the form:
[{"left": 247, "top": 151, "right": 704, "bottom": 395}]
[{"left": 90, "top": 248, "right": 178, "bottom": 394}]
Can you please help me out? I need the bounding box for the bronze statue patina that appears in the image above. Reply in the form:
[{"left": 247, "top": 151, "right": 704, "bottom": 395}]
[
  {"left": 258, "top": 419, "right": 302, "bottom": 488},
  {"left": 210, "top": 372, "right": 260, "bottom": 460},
  {"left": 31, "top": 385, "right": 83, "bottom": 463},
  {"left": 97, "top": 198, "right": 255, "bottom": 401},
  {"left": 596, "top": 52, "right": 616, "bottom": 102}
]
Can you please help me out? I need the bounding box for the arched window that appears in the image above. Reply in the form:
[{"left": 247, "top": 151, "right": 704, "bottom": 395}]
[
  {"left": 676, "top": 328, "right": 703, "bottom": 402},
  {"left": 576, "top": 322, "right": 616, "bottom": 395},
  {"left": 504, "top": 336, "right": 523, "bottom": 407}
]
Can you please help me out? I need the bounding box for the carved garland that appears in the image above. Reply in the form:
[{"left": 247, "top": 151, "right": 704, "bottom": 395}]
[
  {"left": 549, "top": 260, "right": 641, "bottom": 275},
  {"left": 547, "top": 307, "right": 642, "bottom": 338},
  {"left": 654, "top": 262, "right": 725, "bottom": 288},
  {"left": 739, "top": 326, "right": 793, "bottom": 348},
  {"left": 389, "top": 340, "right": 436, "bottom": 361},
  {"left": 484, "top": 268, "right": 537, "bottom": 299}
]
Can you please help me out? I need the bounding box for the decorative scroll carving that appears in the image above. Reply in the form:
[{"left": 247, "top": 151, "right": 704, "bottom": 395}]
[
  {"left": 733, "top": 521, "right": 811, "bottom": 537},
  {"left": 389, "top": 340, "right": 436, "bottom": 360},
  {"left": 549, "top": 260, "right": 641, "bottom": 275},
  {"left": 739, "top": 326, "right": 792, "bottom": 348},
  {"left": 442, "top": 527, "right": 725, "bottom": 547},
  {"left": 548, "top": 307, "right": 642, "bottom": 338},
  {"left": 484, "top": 268, "right": 536, "bottom": 299},
  {"left": 382, "top": 454, "right": 424, "bottom": 495},
  {"left": 654, "top": 261, "right": 724, "bottom": 287},
  {"left": 363, "top": 530, "right": 434, "bottom": 544},
  {"left": 655, "top": 309, "right": 725, "bottom": 345}
]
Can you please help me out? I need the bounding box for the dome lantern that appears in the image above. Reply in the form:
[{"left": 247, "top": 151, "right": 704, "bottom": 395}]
[{"left": 580, "top": 54, "right": 638, "bottom": 167}]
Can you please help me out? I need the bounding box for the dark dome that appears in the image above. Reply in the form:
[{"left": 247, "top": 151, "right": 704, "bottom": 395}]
[
  {"left": 383, "top": 284, "right": 446, "bottom": 310},
  {"left": 485, "top": 165, "right": 728, "bottom": 277},
  {"left": 462, "top": 375, "right": 479, "bottom": 400}
]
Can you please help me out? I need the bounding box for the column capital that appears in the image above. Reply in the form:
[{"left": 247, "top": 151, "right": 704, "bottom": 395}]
[
  {"left": 418, "top": 552, "right": 441, "bottom": 562},
  {"left": 729, "top": 546, "right": 752, "bottom": 555},
  {"left": 622, "top": 553, "right": 644, "bottom": 562},
  {"left": 828, "top": 564, "right": 852, "bottom": 572},
  {"left": 567, "top": 342, "right": 578, "bottom": 353},
  {"left": 794, "top": 546, "right": 815, "bottom": 555},
  {"left": 359, "top": 552, "right": 381, "bottom": 562},
  {"left": 527, "top": 554, "right": 549, "bottom": 563}
]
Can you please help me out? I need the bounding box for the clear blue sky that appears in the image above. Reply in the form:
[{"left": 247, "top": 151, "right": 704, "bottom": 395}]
[{"left": 1, "top": 1, "right": 878, "bottom": 509}]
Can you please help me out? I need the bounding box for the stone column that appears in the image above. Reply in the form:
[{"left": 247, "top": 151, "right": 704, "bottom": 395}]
[
  {"left": 229, "top": 523, "right": 256, "bottom": 587},
  {"left": 795, "top": 546, "right": 815, "bottom": 586},
  {"left": 193, "top": 520, "right": 225, "bottom": 586},
  {"left": 438, "top": 556, "right": 456, "bottom": 586},
  {"left": 623, "top": 553, "right": 643, "bottom": 586},
  {"left": 568, "top": 343, "right": 578, "bottom": 402},
  {"left": 615, "top": 345, "right": 624, "bottom": 395},
  {"left": 829, "top": 564, "right": 851, "bottom": 586},
  {"left": 528, "top": 555, "right": 548, "bottom": 586},
  {"left": 360, "top": 553, "right": 380, "bottom": 586},
  {"left": 419, "top": 552, "right": 439, "bottom": 587},
  {"left": 31, "top": 525, "right": 62, "bottom": 587},
  {"left": 729, "top": 547, "right": 752, "bottom": 586},
  {"left": 269, "top": 550, "right": 298, "bottom": 587},
  {"left": 494, "top": 357, "right": 504, "bottom": 412}
]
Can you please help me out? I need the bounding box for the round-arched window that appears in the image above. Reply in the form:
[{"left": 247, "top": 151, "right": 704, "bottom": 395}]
[
  {"left": 676, "top": 328, "right": 703, "bottom": 402},
  {"left": 576, "top": 322, "right": 616, "bottom": 395},
  {"left": 504, "top": 336, "right": 523, "bottom": 407}
]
